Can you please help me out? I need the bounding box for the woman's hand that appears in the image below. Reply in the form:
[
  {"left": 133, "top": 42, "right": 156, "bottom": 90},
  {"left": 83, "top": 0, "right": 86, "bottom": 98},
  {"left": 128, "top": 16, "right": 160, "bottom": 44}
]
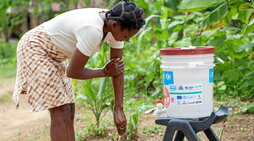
[
  {"left": 103, "top": 58, "right": 124, "bottom": 77},
  {"left": 114, "top": 106, "right": 127, "bottom": 136}
]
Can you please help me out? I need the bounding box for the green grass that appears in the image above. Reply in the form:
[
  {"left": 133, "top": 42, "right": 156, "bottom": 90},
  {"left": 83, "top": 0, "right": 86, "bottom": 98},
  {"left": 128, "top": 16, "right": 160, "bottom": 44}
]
[
  {"left": 0, "top": 63, "right": 16, "bottom": 103},
  {"left": 0, "top": 63, "right": 16, "bottom": 79},
  {"left": 0, "top": 92, "right": 12, "bottom": 102},
  {"left": 0, "top": 38, "right": 18, "bottom": 80}
]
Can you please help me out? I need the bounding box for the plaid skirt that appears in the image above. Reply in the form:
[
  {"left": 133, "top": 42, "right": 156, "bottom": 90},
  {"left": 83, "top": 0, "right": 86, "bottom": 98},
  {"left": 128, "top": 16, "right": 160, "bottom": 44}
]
[{"left": 12, "top": 25, "right": 75, "bottom": 112}]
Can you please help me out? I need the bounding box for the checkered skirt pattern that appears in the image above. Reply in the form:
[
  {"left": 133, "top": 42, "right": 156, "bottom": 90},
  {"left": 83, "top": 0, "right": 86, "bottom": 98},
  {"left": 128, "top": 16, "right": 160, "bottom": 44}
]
[{"left": 13, "top": 26, "right": 75, "bottom": 112}]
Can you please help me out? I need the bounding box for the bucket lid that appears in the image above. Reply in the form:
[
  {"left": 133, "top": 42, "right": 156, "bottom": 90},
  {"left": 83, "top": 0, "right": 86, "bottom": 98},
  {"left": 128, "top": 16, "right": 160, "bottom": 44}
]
[{"left": 160, "top": 46, "right": 214, "bottom": 55}]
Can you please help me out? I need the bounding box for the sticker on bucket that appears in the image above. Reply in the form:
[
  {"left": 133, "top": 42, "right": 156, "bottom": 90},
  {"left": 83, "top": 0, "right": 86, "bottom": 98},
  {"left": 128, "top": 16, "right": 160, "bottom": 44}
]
[
  {"left": 209, "top": 68, "right": 214, "bottom": 83},
  {"left": 163, "top": 71, "right": 174, "bottom": 85},
  {"left": 163, "top": 85, "right": 170, "bottom": 108},
  {"left": 167, "top": 83, "right": 203, "bottom": 106}
]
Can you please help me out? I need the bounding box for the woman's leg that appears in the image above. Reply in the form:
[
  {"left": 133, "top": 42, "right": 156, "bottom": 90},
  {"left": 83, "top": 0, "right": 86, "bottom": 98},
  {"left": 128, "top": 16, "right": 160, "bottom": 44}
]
[
  {"left": 49, "top": 103, "right": 75, "bottom": 141},
  {"left": 69, "top": 103, "right": 75, "bottom": 141}
]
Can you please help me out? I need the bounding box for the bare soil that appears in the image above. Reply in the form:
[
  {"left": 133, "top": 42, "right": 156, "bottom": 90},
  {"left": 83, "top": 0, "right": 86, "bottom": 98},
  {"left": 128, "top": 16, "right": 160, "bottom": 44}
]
[
  {"left": 0, "top": 79, "right": 253, "bottom": 141},
  {"left": 0, "top": 80, "right": 50, "bottom": 141}
]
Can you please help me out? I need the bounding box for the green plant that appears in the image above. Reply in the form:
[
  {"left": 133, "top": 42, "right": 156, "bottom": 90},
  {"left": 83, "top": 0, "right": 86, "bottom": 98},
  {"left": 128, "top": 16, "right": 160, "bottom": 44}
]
[
  {"left": 125, "top": 111, "right": 139, "bottom": 140},
  {"left": 142, "top": 124, "right": 164, "bottom": 135},
  {"left": 75, "top": 44, "right": 114, "bottom": 135},
  {"left": 240, "top": 102, "right": 254, "bottom": 114},
  {"left": 75, "top": 131, "right": 86, "bottom": 141},
  {"left": 84, "top": 122, "right": 107, "bottom": 136},
  {"left": 122, "top": 100, "right": 147, "bottom": 141},
  {"left": 79, "top": 77, "right": 113, "bottom": 128}
]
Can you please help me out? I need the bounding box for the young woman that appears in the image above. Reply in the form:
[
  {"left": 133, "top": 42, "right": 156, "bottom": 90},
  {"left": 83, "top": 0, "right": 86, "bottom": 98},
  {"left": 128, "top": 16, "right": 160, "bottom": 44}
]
[{"left": 12, "top": 0, "right": 145, "bottom": 140}]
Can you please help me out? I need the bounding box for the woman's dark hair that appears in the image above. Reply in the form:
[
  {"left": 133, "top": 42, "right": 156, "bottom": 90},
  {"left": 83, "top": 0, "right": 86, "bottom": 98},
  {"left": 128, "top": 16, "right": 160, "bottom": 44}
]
[{"left": 106, "top": 0, "right": 146, "bottom": 30}]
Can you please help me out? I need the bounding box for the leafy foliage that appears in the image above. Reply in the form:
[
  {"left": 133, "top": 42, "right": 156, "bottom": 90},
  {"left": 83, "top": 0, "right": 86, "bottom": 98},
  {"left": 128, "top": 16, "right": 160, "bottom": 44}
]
[
  {"left": 75, "top": 45, "right": 114, "bottom": 135},
  {"left": 128, "top": 0, "right": 254, "bottom": 100},
  {"left": 178, "top": 0, "right": 226, "bottom": 12},
  {"left": 240, "top": 104, "right": 254, "bottom": 114},
  {"left": 122, "top": 100, "right": 147, "bottom": 141},
  {"left": 0, "top": 39, "right": 17, "bottom": 78}
]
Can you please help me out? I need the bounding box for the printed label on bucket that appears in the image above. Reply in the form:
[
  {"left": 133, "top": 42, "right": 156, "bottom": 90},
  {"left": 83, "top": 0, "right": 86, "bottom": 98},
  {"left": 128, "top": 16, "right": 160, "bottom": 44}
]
[
  {"left": 167, "top": 83, "right": 203, "bottom": 106},
  {"left": 163, "top": 71, "right": 174, "bottom": 85}
]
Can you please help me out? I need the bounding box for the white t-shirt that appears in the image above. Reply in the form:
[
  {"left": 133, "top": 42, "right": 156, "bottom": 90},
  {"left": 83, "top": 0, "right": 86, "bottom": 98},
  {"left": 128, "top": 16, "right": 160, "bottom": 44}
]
[{"left": 42, "top": 8, "right": 124, "bottom": 58}]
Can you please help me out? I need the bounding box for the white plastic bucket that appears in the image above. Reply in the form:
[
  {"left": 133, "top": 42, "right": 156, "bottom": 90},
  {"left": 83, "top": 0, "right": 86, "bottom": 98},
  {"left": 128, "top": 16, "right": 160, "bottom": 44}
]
[{"left": 160, "top": 46, "right": 215, "bottom": 119}]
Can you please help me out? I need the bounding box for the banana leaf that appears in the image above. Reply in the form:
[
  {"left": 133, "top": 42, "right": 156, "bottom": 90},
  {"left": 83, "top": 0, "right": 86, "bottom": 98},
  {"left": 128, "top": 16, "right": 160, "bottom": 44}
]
[
  {"left": 202, "top": 2, "right": 228, "bottom": 27},
  {"left": 178, "top": 0, "right": 226, "bottom": 12}
]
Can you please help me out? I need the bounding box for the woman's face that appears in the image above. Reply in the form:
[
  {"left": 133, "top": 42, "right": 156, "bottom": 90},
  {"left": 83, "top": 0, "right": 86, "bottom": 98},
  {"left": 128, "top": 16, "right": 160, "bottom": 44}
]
[{"left": 110, "top": 22, "right": 140, "bottom": 42}]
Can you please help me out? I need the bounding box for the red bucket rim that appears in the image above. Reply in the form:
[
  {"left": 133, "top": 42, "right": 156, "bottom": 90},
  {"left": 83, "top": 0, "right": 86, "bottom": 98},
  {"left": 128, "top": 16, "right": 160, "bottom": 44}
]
[{"left": 160, "top": 46, "right": 215, "bottom": 55}]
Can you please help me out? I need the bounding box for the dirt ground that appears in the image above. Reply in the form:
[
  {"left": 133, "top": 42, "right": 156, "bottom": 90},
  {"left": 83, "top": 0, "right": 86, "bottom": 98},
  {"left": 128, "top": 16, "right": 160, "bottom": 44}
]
[
  {"left": 0, "top": 78, "right": 253, "bottom": 141},
  {"left": 0, "top": 79, "right": 50, "bottom": 141}
]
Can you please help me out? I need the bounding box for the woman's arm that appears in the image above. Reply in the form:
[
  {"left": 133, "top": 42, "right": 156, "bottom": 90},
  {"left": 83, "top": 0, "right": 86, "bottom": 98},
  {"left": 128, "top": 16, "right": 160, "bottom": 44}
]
[
  {"left": 110, "top": 48, "right": 124, "bottom": 108},
  {"left": 67, "top": 48, "right": 104, "bottom": 79},
  {"left": 67, "top": 48, "right": 124, "bottom": 79},
  {"left": 67, "top": 47, "right": 126, "bottom": 135},
  {"left": 110, "top": 48, "right": 126, "bottom": 136}
]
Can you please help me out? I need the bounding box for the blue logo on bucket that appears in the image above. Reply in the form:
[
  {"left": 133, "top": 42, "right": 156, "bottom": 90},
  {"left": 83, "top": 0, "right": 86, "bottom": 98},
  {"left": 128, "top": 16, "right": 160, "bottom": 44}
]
[
  {"left": 209, "top": 68, "right": 214, "bottom": 83},
  {"left": 163, "top": 71, "right": 174, "bottom": 85},
  {"left": 177, "top": 96, "right": 182, "bottom": 99}
]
